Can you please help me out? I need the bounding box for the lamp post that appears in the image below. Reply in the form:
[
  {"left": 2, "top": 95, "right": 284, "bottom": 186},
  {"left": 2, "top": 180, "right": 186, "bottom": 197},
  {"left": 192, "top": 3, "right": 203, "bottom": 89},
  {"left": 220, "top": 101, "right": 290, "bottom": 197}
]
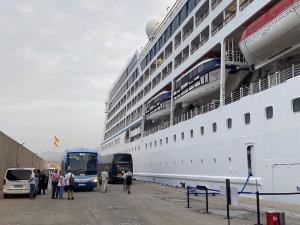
[{"left": 16, "top": 142, "right": 25, "bottom": 168}]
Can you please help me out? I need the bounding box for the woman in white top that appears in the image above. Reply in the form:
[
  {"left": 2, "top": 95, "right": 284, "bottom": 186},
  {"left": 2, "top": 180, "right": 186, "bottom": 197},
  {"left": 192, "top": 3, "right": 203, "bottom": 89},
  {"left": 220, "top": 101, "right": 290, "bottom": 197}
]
[{"left": 57, "top": 171, "right": 65, "bottom": 199}]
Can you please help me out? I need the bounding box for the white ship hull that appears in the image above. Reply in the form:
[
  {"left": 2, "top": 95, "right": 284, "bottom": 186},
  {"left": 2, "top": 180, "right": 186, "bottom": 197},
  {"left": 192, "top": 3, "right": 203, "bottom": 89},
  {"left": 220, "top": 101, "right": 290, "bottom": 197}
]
[{"left": 103, "top": 74, "right": 300, "bottom": 203}]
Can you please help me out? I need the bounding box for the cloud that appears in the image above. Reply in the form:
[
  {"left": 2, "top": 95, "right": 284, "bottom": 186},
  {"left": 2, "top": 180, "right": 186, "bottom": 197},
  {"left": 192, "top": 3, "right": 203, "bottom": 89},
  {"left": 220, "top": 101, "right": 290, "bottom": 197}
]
[{"left": 0, "top": 0, "right": 177, "bottom": 156}]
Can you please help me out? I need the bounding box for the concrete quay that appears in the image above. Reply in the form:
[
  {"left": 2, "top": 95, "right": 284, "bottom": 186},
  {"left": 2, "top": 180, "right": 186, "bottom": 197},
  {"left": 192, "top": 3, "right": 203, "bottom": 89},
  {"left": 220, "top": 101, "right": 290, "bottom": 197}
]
[{"left": 1, "top": 181, "right": 300, "bottom": 225}]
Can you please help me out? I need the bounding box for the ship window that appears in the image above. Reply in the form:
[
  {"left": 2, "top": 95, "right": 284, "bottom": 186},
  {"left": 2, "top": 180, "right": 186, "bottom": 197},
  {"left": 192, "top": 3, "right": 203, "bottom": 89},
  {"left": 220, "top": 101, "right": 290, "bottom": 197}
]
[
  {"left": 190, "top": 129, "right": 194, "bottom": 138},
  {"left": 160, "top": 139, "right": 162, "bottom": 145},
  {"left": 173, "top": 134, "right": 177, "bottom": 142},
  {"left": 200, "top": 75, "right": 205, "bottom": 84},
  {"left": 154, "top": 140, "right": 157, "bottom": 147},
  {"left": 265, "top": 106, "right": 273, "bottom": 119},
  {"left": 200, "top": 126, "right": 204, "bottom": 135},
  {"left": 181, "top": 132, "right": 185, "bottom": 140},
  {"left": 166, "top": 137, "right": 169, "bottom": 144},
  {"left": 292, "top": 97, "right": 300, "bottom": 112},
  {"left": 174, "top": 32, "right": 181, "bottom": 49},
  {"left": 204, "top": 74, "right": 209, "bottom": 83},
  {"left": 150, "top": 142, "right": 152, "bottom": 148},
  {"left": 244, "top": 113, "right": 251, "bottom": 124},
  {"left": 212, "top": 122, "right": 217, "bottom": 132},
  {"left": 227, "top": 118, "right": 232, "bottom": 129},
  {"left": 247, "top": 146, "right": 253, "bottom": 176}
]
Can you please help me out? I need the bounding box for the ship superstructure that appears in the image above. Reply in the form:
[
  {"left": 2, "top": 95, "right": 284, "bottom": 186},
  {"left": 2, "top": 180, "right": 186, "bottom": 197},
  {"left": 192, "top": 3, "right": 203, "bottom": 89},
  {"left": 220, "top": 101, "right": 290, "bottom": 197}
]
[{"left": 101, "top": 0, "right": 300, "bottom": 203}]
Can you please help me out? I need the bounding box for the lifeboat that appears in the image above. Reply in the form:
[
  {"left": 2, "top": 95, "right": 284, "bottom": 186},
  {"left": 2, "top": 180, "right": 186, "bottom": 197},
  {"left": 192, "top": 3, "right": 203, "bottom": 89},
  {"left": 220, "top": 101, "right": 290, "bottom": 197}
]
[
  {"left": 174, "top": 58, "right": 221, "bottom": 106},
  {"left": 145, "top": 91, "right": 171, "bottom": 121},
  {"left": 239, "top": 0, "right": 300, "bottom": 67}
]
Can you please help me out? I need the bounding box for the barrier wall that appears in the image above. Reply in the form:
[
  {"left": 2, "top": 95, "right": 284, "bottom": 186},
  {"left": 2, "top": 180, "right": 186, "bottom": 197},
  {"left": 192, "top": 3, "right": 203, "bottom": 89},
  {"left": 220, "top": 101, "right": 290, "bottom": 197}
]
[{"left": 0, "top": 131, "right": 47, "bottom": 189}]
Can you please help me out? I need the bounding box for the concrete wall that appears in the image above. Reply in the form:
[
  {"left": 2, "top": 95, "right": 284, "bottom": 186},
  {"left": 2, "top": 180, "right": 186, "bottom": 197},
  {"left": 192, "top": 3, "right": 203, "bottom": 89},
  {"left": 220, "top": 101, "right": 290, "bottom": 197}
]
[{"left": 0, "top": 131, "right": 47, "bottom": 189}]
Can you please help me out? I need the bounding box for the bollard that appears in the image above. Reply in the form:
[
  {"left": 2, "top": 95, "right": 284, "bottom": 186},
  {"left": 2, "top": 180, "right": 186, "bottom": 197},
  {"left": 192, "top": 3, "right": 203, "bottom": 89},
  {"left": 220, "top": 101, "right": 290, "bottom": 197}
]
[
  {"left": 255, "top": 191, "right": 262, "bottom": 225},
  {"left": 186, "top": 186, "right": 190, "bottom": 208}
]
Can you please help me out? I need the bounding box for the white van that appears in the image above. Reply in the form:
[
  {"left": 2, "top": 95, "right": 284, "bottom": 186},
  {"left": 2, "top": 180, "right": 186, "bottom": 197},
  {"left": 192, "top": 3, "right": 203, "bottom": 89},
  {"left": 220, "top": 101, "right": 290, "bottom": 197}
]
[{"left": 3, "top": 168, "right": 35, "bottom": 198}]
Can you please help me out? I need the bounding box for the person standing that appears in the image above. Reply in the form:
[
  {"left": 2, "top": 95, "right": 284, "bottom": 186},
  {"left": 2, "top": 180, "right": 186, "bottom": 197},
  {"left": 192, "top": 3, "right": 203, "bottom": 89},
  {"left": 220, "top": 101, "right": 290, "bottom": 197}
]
[
  {"left": 51, "top": 169, "right": 60, "bottom": 199},
  {"left": 29, "top": 169, "right": 36, "bottom": 199},
  {"left": 125, "top": 170, "right": 133, "bottom": 194},
  {"left": 122, "top": 171, "right": 128, "bottom": 191},
  {"left": 100, "top": 168, "right": 109, "bottom": 193},
  {"left": 57, "top": 171, "right": 65, "bottom": 199},
  {"left": 39, "top": 171, "right": 48, "bottom": 195},
  {"left": 65, "top": 169, "right": 75, "bottom": 200}
]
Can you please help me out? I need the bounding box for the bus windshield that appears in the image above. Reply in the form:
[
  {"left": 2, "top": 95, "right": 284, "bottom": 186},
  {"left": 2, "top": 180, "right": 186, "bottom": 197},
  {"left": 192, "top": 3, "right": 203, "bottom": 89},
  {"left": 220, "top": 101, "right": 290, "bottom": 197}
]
[{"left": 66, "top": 152, "right": 97, "bottom": 175}]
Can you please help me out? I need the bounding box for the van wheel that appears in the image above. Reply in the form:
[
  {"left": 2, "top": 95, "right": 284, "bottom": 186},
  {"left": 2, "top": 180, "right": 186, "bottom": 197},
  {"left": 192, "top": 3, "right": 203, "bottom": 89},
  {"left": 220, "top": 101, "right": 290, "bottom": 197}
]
[{"left": 3, "top": 194, "right": 8, "bottom": 199}]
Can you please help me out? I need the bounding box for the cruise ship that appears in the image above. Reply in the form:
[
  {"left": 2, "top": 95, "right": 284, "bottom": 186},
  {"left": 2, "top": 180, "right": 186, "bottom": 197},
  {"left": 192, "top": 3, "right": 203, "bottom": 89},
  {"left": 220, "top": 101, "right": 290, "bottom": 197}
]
[{"left": 100, "top": 0, "right": 300, "bottom": 203}]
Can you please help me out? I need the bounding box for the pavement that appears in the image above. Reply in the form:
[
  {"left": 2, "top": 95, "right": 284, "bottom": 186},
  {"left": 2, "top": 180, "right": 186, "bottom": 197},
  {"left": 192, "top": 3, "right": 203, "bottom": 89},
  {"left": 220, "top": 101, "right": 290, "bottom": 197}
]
[{"left": 0, "top": 181, "right": 300, "bottom": 225}]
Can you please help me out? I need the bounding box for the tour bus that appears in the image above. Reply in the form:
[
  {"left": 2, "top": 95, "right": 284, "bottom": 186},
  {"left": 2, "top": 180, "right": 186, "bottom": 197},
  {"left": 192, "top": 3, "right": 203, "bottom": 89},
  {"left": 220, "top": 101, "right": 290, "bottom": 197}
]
[
  {"left": 63, "top": 148, "right": 99, "bottom": 191},
  {"left": 98, "top": 153, "right": 133, "bottom": 183}
]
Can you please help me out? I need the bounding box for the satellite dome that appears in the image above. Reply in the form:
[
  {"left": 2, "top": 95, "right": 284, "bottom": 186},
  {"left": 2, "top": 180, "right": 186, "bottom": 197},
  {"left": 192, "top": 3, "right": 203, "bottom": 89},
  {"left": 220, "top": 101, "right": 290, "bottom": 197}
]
[{"left": 145, "top": 17, "right": 162, "bottom": 40}]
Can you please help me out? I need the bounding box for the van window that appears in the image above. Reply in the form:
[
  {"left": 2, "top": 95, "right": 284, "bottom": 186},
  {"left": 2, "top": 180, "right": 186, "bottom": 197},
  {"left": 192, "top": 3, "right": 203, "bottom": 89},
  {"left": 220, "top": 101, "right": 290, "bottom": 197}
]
[{"left": 6, "top": 169, "right": 32, "bottom": 180}]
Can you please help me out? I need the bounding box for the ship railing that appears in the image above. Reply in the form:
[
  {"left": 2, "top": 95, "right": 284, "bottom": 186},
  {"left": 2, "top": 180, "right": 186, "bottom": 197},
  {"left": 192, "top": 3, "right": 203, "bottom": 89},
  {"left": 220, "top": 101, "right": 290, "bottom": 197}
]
[
  {"left": 225, "top": 62, "right": 300, "bottom": 105},
  {"left": 195, "top": 10, "right": 209, "bottom": 27},
  {"left": 240, "top": 0, "right": 254, "bottom": 11},
  {"left": 211, "top": 0, "right": 222, "bottom": 11},
  {"left": 173, "top": 100, "right": 220, "bottom": 125},
  {"left": 225, "top": 50, "right": 246, "bottom": 64},
  {"left": 191, "top": 36, "right": 208, "bottom": 55},
  {"left": 144, "top": 121, "right": 170, "bottom": 137},
  {"left": 162, "top": 68, "right": 172, "bottom": 80},
  {"left": 211, "top": 22, "right": 224, "bottom": 36},
  {"left": 224, "top": 11, "right": 236, "bottom": 26}
]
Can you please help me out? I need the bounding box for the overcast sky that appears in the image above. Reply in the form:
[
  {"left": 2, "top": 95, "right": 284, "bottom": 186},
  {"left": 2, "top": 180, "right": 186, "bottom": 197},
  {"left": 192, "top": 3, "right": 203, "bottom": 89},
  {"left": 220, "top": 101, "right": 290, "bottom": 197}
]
[{"left": 0, "top": 0, "right": 176, "bottom": 157}]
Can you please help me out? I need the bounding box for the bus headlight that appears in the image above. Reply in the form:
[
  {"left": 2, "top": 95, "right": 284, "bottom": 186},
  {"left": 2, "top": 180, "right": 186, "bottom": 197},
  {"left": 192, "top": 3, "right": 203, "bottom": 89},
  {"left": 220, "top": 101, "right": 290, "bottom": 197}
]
[{"left": 93, "top": 178, "right": 98, "bottom": 183}]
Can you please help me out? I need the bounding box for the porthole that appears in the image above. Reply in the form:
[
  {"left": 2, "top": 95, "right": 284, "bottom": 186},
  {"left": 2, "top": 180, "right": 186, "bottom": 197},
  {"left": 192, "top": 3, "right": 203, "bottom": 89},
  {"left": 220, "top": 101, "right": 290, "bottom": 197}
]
[
  {"left": 200, "top": 126, "right": 204, "bottom": 135},
  {"left": 190, "top": 129, "right": 194, "bottom": 138},
  {"left": 265, "top": 106, "right": 273, "bottom": 119},
  {"left": 212, "top": 122, "right": 217, "bottom": 132},
  {"left": 244, "top": 112, "right": 251, "bottom": 124},
  {"left": 227, "top": 118, "right": 232, "bottom": 129},
  {"left": 293, "top": 98, "right": 300, "bottom": 112}
]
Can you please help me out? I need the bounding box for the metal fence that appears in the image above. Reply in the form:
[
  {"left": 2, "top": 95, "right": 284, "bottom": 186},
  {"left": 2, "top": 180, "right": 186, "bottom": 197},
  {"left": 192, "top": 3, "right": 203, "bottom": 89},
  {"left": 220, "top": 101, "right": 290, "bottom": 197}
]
[
  {"left": 174, "top": 100, "right": 220, "bottom": 125},
  {"left": 225, "top": 63, "right": 300, "bottom": 105}
]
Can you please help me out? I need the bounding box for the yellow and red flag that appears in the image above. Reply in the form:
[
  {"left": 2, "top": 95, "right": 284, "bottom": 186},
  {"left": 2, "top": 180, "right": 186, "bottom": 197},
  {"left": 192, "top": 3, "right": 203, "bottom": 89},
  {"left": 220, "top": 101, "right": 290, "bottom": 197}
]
[{"left": 53, "top": 136, "right": 60, "bottom": 147}]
